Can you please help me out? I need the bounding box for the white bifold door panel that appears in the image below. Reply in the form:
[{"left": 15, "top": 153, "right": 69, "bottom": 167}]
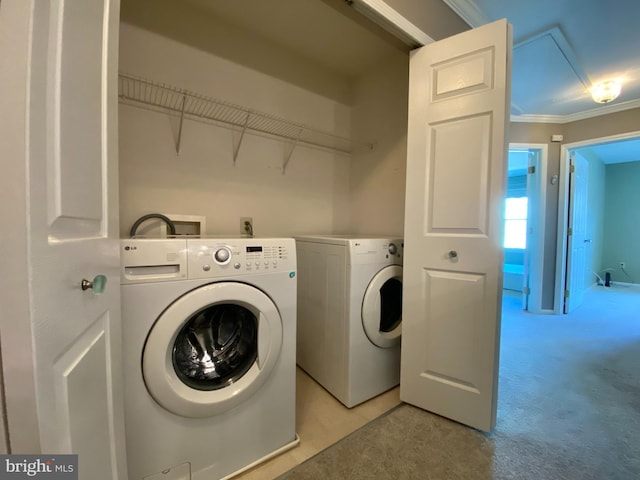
[
  {"left": 2, "top": 0, "right": 128, "bottom": 477},
  {"left": 402, "top": 19, "right": 512, "bottom": 432}
]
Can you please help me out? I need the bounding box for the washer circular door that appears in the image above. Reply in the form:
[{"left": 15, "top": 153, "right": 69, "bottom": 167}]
[
  {"left": 143, "top": 282, "right": 282, "bottom": 418},
  {"left": 361, "top": 265, "right": 402, "bottom": 348}
]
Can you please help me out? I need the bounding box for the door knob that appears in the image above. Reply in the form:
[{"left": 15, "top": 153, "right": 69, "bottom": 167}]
[
  {"left": 448, "top": 250, "right": 458, "bottom": 259},
  {"left": 81, "top": 274, "right": 107, "bottom": 294}
]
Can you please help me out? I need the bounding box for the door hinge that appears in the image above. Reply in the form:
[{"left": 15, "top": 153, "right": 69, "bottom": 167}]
[
  {"left": 564, "top": 289, "right": 570, "bottom": 298},
  {"left": 528, "top": 165, "right": 535, "bottom": 174},
  {"left": 523, "top": 286, "right": 531, "bottom": 295},
  {"left": 568, "top": 227, "right": 573, "bottom": 236},
  {"left": 570, "top": 165, "right": 575, "bottom": 173}
]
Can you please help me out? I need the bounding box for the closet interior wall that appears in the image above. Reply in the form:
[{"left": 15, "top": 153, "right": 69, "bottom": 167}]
[
  {"left": 118, "top": 0, "right": 409, "bottom": 238},
  {"left": 350, "top": 55, "right": 409, "bottom": 236}
]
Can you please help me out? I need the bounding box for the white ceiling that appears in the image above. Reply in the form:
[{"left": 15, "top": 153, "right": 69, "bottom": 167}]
[
  {"left": 579, "top": 137, "right": 640, "bottom": 165},
  {"left": 444, "top": 0, "right": 640, "bottom": 164},
  {"left": 443, "top": 0, "right": 640, "bottom": 123}
]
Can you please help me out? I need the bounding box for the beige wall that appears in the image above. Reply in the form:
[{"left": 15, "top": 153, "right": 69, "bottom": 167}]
[
  {"left": 563, "top": 108, "right": 640, "bottom": 145},
  {"left": 349, "top": 54, "right": 409, "bottom": 236},
  {"left": 509, "top": 107, "right": 640, "bottom": 308},
  {"left": 118, "top": 0, "right": 434, "bottom": 240},
  {"left": 121, "top": 0, "right": 353, "bottom": 104},
  {"left": 509, "top": 122, "right": 562, "bottom": 308},
  {"left": 346, "top": 0, "right": 467, "bottom": 237},
  {"left": 119, "top": 22, "right": 353, "bottom": 238}
]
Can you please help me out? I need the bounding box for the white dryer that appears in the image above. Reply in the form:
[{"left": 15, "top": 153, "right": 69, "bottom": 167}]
[
  {"left": 295, "top": 235, "right": 403, "bottom": 408},
  {"left": 120, "top": 238, "right": 298, "bottom": 480}
]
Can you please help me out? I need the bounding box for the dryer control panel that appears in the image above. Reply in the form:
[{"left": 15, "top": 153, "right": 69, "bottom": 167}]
[
  {"left": 187, "top": 238, "right": 296, "bottom": 278},
  {"left": 348, "top": 238, "right": 403, "bottom": 266}
]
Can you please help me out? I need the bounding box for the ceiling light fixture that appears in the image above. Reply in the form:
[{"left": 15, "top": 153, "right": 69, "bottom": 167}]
[{"left": 590, "top": 80, "right": 622, "bottom": 104}]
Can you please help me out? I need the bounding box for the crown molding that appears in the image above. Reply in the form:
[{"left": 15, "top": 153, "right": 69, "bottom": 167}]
[
  {"left": 511, "top": 99, "right": 640, "bottom": 124},
  {"left": 441, "top": 0, "right": 491, "bottom": 28}
]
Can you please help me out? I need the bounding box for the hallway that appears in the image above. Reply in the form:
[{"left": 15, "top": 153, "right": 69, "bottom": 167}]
[{"left": 277, "top": 285, "right": 640, "bottom": 479}]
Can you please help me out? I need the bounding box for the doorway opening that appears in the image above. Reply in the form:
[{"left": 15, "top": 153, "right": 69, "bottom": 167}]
[
  {"left": 504, "top": 144, "right": 547, "bottom": 313},
  {"left": 555, "top": 131, "right": 640, "bottom": 313}
]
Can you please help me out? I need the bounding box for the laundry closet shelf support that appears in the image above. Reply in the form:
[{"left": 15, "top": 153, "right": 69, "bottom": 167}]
[
  {"left": 282, "top": 130, "right": 303, "bottom": 174},
  {"left": 118, "top": 73, "right": 355, "bottom": 164},
  {"left": 176, "top": 94, "right": 186, "bottom": 156},
  {"left": 232, "top": 113, "right": 250, "bottom": 165}
]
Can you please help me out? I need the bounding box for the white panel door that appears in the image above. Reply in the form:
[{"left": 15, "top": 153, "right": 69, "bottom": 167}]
[
  {"left": 402, "top": 19, "right": 511, "bottom": 432},
  {"left": 1, "top": 0, "right": 127, "bottom": 478},
  {"left": 565, "top": 152, "right": 590, "bottom": 313}
]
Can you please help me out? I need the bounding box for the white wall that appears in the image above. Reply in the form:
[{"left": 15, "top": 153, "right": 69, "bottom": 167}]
[{"left": 119, "top": 23, "right": 352, "bottom": 237}]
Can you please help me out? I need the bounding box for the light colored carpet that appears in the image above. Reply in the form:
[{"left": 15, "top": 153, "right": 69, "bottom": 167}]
[{"left": 279, "top": 285, "right": 640, "bottom": 479}]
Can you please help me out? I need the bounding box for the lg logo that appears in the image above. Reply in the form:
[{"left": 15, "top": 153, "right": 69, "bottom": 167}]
[{"left": 124, "top": 245, "right": 138, "bottom": 251}]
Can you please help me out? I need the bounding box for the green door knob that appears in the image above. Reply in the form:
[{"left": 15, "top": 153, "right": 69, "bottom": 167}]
[{"left": 81, "top": 275, "right": 107, "bottom": 294}]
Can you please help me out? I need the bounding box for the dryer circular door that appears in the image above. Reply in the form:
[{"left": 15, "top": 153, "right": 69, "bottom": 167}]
[
  {"left": 361, "top": 265, "right": 402, "bottom": 348},
  {"left": 143, "top": 282, "right": 283, "bottom": 418}
]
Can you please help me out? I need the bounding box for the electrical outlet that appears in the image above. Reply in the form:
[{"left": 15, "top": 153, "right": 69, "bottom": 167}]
[
  {"left": 619, "top": 262, "right": 626, "bottom": 269},
  {"left": 240, "top": 217, "right": 253, "bottom": 236}
]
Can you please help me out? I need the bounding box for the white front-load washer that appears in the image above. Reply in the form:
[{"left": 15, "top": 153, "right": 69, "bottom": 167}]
[
  {"left": 120, "top": 238, "right": 298, "bottom": 480},
  {"left": 295, "top": 235, "right": 403, "bottom": 408}
]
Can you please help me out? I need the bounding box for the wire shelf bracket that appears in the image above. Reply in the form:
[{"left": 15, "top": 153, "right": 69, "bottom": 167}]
[
  {"left": 175, "top": 94, "right": 187, "bottom": 156},
  {"left": 232, "top": 113, "right": 250, "bottom": 165},
  {"left": 118, "top": 73, "right": 355, "bottom": 168},
  {"left": 282, "top": 129, "right": 303, "bottom": 174}
]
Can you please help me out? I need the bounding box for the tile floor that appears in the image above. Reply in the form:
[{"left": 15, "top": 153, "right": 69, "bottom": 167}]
[{"left": 234, "top": 367, "right": 401, "bottom": 480}]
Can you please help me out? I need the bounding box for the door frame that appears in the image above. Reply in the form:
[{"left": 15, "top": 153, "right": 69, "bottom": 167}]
[
  {"left": 508, "top": 143, "right": 547, "bottom": 313},
  {"left": 554, "top": 130, "right": 640, "bottom": 313}
]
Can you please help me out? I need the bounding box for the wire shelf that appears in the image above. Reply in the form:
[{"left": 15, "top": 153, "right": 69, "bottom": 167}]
[{"left": 118, "top": 73, "right": 353, "bottom": 156}]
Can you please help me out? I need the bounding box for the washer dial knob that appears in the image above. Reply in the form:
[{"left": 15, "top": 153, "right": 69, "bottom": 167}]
[
  {"left": 213, "top": 247, "right": 231, "bottom": 264},
  {"left": 388, "top": 243, "right": 398, "bottom": 255}
]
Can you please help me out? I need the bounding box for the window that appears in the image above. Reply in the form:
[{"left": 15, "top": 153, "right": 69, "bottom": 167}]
[{"left": 504, "top": 197, "right": 527, "bottom": 249}]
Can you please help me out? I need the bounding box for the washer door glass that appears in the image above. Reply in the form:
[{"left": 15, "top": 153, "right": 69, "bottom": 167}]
[
  {"left": 143, "top": 282, "right": 283, "bottom": 418},
  {"left": 362, "top": 265, "right": 402, "bottom": 348},
  {"left": 173, "top": 304, "right": 258, "bottom": 391}
]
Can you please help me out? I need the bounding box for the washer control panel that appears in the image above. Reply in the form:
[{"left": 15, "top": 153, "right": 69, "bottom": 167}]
[
  {"left": 187, "top": 238, "right": 296, "bottom": 278},
  {"left": 120, "top": 239, "right": 188, "bottom": 285}
]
